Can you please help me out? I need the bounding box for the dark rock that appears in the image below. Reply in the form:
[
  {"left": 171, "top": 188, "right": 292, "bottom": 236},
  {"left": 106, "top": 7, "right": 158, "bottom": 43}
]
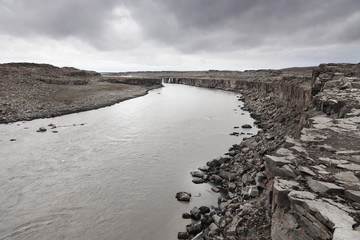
[
  {"left": 182, "top": 213, "right": 191, "bottom": 219},
  {"left": 199, "top": 206, "right": 211, "bottom": 214},
  {"left": 178, "top": 232, "right": 189, "bottom": 239},
  {"left": 192, "top": 178, "right": 205, "bottom": 184},
  {"left": 191, "top": 171, "right": 205, "bottom": 178},
  {"left": 228, "top": 150, "right": 236, "bottom": 157},
  {"left": 201, "top": 215, "right": 213, "bottom": 227},
  {"left": 190, "top": 207, "right": 201, "bottom": 220},
  {"left": 198, "top": 166, "right": 209, "bottom": 172},
  {"left": 241, "top": 124, "right": 252, "bottom": 129},
  {"left": 186, "top": 221, "right": 202, "bottom": 235},
  {"left": 37, "top": 127, "right": 47, "bottom": 132},
  {"left": 10, "top": 139, "right": 16, "bottom": 141},
  {"left": 176, "top": 192, "right": 191, "bottom": 202}
]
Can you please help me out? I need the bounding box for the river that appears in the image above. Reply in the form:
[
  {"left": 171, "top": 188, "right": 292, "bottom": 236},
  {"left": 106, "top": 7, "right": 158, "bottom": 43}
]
[{"left": 0, "top": 84, "right": 257, "bottom": 240}]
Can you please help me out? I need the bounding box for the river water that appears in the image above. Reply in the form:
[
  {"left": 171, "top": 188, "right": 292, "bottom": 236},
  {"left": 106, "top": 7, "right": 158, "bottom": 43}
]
[{"left": 0, "top": 84, "right": 257, "bottom": 240}]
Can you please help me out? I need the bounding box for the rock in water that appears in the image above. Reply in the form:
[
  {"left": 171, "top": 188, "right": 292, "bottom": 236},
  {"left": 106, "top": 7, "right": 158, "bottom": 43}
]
[
  {"left": 177, "top": 232, "right": 189, "bottom": 239},
  {"left": 176, "top": 192, "right": 191, "bottom": 202},
  {"left": 241, "top": 124, "right": 252, "bottom": 129},
  {"left": 199, "top": 206, "right": 210, "bottom": 214},
  {"left": 37, "top": 127, "right": 47, "bottom": 132},
  {"left": 190, "top": 207, "right": 201, "bottom": 220}
]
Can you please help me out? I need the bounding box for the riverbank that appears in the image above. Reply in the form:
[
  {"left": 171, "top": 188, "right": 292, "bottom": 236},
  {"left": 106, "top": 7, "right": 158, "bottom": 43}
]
[
  {"left": 0, "top": 63, "right": 162, "bottom": 124},
  {"left": 163, "top": 64, "right": 360, "bottom": 239}
]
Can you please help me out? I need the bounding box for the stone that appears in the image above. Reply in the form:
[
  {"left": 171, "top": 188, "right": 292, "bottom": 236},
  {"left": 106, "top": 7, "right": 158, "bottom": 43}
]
[
  {"left": 208, "top": 223, "right": 220, "bottom": 234},
  {"left": 37, "top": 127, "right": 47, "bottom": 132},
  {"left": 212, "top": 214, "right": 221, "bottom": 227},
  {"left": 219, "top": 202, "right": 229, "bottom": 211},
  {"left": 279, "top": 165, "right": 297, "bottom": 178},
  {"left": 307, "top": 178, "right": 345, "bottom": 194},
  {"left": 228, "top": 182, "right": 236, "bottom": 192},
  {"left": 201, "top": 215, "right": 213, "bottom": 226},
  {"left": 219, "top": 170, "right": 236, "bottom": 181},
  {"left": 246, "top": 186, "right": 259, "bottom": 197},
  {"left": 299, "top": 213, "right": 332, "bottom": 239},
  {"left": 265, "top": 155, "right": 291, "bottom": 166},
  {"left": 199, "top": 206, "right": 210, "bottom": 214},
  {"left": 228, "top": 150, "right": 236, "bottom": 157},
  {"left": 198, "top": 165, "right": 209, "bottom": 172},
  {"left": 337, "top": 163, "right": 360, "bottom": 171},
  {"left": 182, "top": 213, "right": 191, "bottom": 219},
  {"left": 192, "top": 177, "right": 205, "bottom": 184},
  {"left": 176, "top": 192, "right": 191, "bottom": 202},
  {"left": 273, "top": 178, "right": 300, "bottom": 208},
  {"left": 289, "top": 191, "right": 356, "bottom": 230},
  {"left": 241, "top": 124, "right": 252, "bottom": 129},
  {"left": 298, "top": 166, "right": 316, "bottom": 176},
  {"left": 207, "top": 158, "right": 226, "bottom": 167},
  {"left": 190, "top": 207, "right": 201, "bottom": 220},
  {"left": 191, "top": 171, "right": 205, "bottom": 178},
  {"left": 335, "top": 171, "right": 359, "bottom": 182},
  {"left": 211, "top": 186, "right": 220, "bottom": 193},
  {"left": 345, "top": 190, "right": 360, "bottom": 203},
  {"left": 333, "top": 228, "right": 360, "bottom": 240},
  {"left": 186, "top": 221, "right": 202, "bottom": 235},
  {"left": 177, "top": 232, "right": 189, "bottom": 239},
  {"left": 191, "top": 232, "right": 204, "bottom": 240}
]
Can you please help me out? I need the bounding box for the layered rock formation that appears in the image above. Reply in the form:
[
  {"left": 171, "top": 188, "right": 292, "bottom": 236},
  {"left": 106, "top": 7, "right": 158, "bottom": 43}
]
[{"left": 166, "top": 64, "right": 360, "bottom": 240}]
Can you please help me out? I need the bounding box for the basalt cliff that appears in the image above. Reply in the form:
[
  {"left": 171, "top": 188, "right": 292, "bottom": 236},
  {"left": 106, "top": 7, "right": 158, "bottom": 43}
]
[{"left": 163, "top": 64, "right": 360, "bottom": 240}]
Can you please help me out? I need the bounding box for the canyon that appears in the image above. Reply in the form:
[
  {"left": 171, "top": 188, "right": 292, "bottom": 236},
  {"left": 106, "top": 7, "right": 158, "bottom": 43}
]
[{"left": 1, "top": 62, "right": 360, "bottom": 239}]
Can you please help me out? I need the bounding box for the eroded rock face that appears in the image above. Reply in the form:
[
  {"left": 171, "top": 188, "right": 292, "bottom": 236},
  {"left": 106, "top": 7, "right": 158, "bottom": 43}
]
[{"left": 173, "top": 64, "right": 360, "bottom": 240}]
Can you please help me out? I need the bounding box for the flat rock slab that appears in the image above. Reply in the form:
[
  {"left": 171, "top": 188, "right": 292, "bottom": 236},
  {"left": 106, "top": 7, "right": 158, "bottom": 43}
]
[
  {"left": 265, "top": 155, "right": 291, "bottom": 166},
  {"left": 289, "top": 190, "right": 356, "bottom": 230},
  {"left": 335, "top": 171, "right": 359, "bottom": 182},
  {"left": 345, "top": 190, "right": 360, "bottom": 203},
  {"left": 337, "top": 163, "right": 360, "bottom": 171},
  {"left": 307, "top": 178, "right": 344, "bottom": 194},
  {"left": 333, "top": 228, "right": 360, "bottom": 240},
  {"left": 298, "top": 166, "right": 316, "bottom": 176}
]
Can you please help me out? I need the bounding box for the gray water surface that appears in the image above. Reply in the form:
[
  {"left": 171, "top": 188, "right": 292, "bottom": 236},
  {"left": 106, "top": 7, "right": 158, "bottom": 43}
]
[{"left": 0, "top": 84, "right": 257, "bottom": 240}]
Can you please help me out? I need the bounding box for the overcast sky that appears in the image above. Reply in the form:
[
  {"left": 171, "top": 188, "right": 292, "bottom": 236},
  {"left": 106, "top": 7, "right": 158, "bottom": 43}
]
[{"left": 0, "top": 0, "right": 359, "bottom": 72}]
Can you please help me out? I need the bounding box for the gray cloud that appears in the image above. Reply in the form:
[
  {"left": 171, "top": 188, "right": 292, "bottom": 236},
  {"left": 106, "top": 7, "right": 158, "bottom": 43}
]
[
  {"left": 123, "top": 0, "right": 360, "bottom": 52},
  {"left": 0, "top": 0, "right": 359, "bottom": 70}
]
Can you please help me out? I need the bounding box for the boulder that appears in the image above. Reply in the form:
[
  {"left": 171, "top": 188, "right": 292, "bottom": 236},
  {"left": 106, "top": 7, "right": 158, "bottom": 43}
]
[
  {"left": 191, "top": 171, "right": 205, "bottom": 178},
  {"left": 199, "top": 206, "right": 210, "bottom": 214},
  {"left": 186, "top": 221, "right": 202, "bottom": 235},
  {"left": 192, "top": 178, "right": 205, "bottom": 184},
  {"left": 190, "top": 207, "right": 201, "bottom": 220},
  {"left": 177, "top": 232, "right": 189, "bottom": 239},
  {"left": 176, "top": 192, "right": 191, "bottom": 202},
  {"left": 241, "top": 124, "right": 252, "bottom": 129}
]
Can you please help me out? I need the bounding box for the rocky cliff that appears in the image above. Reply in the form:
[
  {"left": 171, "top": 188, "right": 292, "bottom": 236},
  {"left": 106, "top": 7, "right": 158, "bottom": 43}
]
[{"left": 167, "top": 64, "right": 360, "bottom": 240}]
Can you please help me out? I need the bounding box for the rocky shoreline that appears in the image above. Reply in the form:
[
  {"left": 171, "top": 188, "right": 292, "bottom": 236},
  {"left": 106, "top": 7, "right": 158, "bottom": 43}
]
[
  {"left": 168, "top": 63, "right": 360, "bottom": 239},
  {"left": 0, "top": 63, "right": 163, "bottom": 124}
]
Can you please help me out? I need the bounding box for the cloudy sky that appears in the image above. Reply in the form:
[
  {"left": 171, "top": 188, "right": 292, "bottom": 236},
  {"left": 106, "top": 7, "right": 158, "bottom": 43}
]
[{"left": 0, "top": 0, "right": 359, "bottom": 72}]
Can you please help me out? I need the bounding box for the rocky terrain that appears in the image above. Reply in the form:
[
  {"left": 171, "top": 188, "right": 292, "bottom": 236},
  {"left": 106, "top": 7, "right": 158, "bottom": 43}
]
[
  {"left": 0, "top": 63, "right": 162, "bottom": 123},
  {"left": 166, "top": 63, "right": 360, "bottom": 239}
]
